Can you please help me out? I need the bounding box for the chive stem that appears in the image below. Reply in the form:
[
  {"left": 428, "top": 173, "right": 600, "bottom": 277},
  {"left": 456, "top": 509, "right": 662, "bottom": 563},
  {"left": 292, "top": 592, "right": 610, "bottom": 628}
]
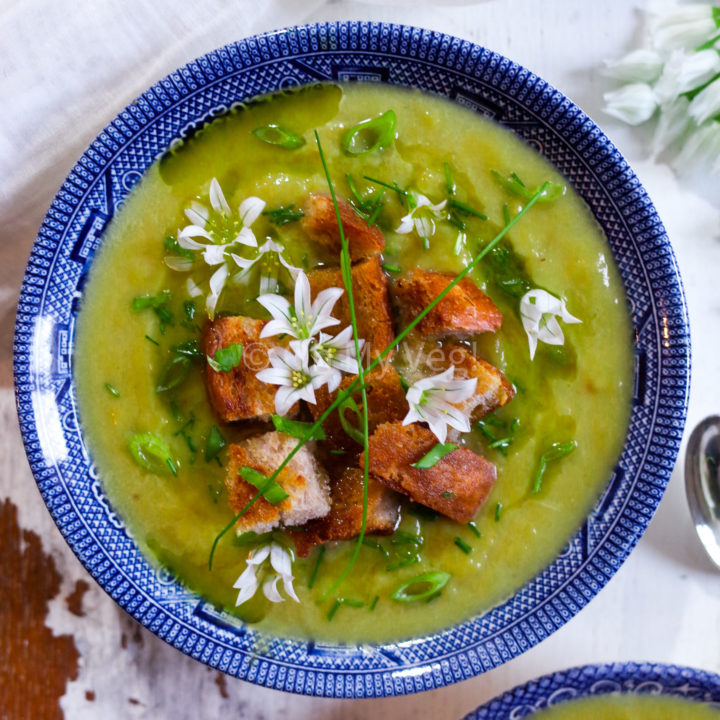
[
  {"left": 454, "top": 537, "right": 472, "bottom": 554},
  {"left": 308, "top": 545, "right": 325, "bottom": 589},
  {"left": 105, "top": 383, "right": 120, "bottom": 397},
  {"left": 145, "top": 335, "right": 159, "bottom": 346},
  {"left": 370, "top": 595, "right": 379, "bottom": 611},
  {"left": 362, "top": 175, "right": 407, "bottom": 196},
  {"left": 467, "top": 521, "right": 482, "bottom": 538},
  {"left": 495, "top": 502, "right": 502, "bottom": 521}
]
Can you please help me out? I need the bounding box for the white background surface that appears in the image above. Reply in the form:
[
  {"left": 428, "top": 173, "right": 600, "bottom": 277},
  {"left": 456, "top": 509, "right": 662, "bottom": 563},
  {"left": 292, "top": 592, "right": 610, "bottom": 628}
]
[{"left": 2, "top": 1, "right": 719, "bottom": 717}]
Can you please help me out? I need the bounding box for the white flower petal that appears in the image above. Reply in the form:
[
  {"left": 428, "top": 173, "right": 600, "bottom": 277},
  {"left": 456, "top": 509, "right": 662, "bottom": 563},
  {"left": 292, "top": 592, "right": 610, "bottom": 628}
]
[
  {"left": 239, "top": 196, "right": 266, "bottom": 227},
  {"left": 395, "top": 214, "right": 415, "bottom": 234},
  {"left": 270, "top": 543, "right": 292, "bottom": 577},
  {"left": 654, "top": 49, "right": 720, "bottom": 104},
  {"left": 231, "top": 252, "right": 255, "bottom": 270},
  {"left": 263, "top": 576, "right": 284, "bottom": 603},
  {"left": 688, "top": 78, "right": 720, "bottom": 125},
  {"left": 414, "top": 215, "right": 435, "bottom": 239},
  {"left": 164, "top": 255, "right": 194, "bottom": 272},
  {"left": 652, "top": 5, "right": 717, "bottom": 50},
  {"left": 673, "top": 121, "right": 720, "bottom": 173},
  {"left": 234, "top": 227, "right": 258, "bottom": 247},
  {"left": 185, "top": 203, "right": 209, "bottom": 227},
  {"left": 209, "top": 263, "right": 229, "bottom": 298},
  {"left": 652, "top": 97, "right": 691, "bottom": 156},
  {"left": 209, "top": 177, "right": 231, "bottom": 215},
  {"left": 178, "top": 227, "right": 214, "bottom": 247},
  {"left": 274, "top": 386, "right": 299, "bottom": 416},
  {"left": 603, "top": 83, "right": 657, "bottom": 125},
  {"left": 426, "top": 416, "right": 448, "bottom": 444},
  {"left": 282, "top": 574, "right": 299, "bottom": 603},
  {"left": 203, "top": 244, "right": 227, "bottom": 266},
  {"left": 602, "top": 48, "right": 664, "bottom": 83},
  {"left": 248, "top": 544, "right": 271, "bottom": 565},
  {"left": 186, "top": 277, "right": 203, "bottom": 298}
]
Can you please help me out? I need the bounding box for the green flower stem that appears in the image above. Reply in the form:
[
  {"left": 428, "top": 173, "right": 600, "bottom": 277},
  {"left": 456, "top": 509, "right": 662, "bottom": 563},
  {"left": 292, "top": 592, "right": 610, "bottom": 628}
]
[{"left": 207, "top": 167, "right": 550, "bottom": 570}]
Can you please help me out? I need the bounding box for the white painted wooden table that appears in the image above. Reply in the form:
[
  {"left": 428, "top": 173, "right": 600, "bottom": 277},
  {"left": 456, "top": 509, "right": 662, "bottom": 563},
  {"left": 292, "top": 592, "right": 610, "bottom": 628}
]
[{"left": 2, "top": 1, "right": 719, "bottom": 717}]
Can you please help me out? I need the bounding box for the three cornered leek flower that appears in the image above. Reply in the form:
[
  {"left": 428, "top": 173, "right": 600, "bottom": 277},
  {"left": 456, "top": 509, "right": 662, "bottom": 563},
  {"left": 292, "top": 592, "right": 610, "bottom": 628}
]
[
  {"left": 234, "top": 540, "right": 299, "bottom": 606},
  {"left": 255, "top": 339, "right": 332, "bottom": 416},
  {"left": 519, "top": 289, "right": 582, "bottom": 361},
  {"left": 165, "top": 177, "right": 266, "bottom": 317},
  {"left": 402, "top": 367, "right": 477, "bottom": 444},
  {"left": 395, "top": 191, "right": 448, "bottom": 248},
  {"left": 231, "top": 238, "right": 301, "bottom": 295},
  {"left": 310, "top": 327, "right": 363, "bottom": 393},
  {"left": 651, "top": 4, "right": 719, "bottom": 50}
]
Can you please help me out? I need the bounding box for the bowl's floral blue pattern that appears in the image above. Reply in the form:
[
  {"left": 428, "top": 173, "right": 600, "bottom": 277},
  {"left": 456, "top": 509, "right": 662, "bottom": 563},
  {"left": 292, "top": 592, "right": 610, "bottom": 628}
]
[
  {"left": 13, "top": 22, "right": 690, "bottom": 697},
  {"left": 466, "top": 663, "right": 720, "bottom": 718}
]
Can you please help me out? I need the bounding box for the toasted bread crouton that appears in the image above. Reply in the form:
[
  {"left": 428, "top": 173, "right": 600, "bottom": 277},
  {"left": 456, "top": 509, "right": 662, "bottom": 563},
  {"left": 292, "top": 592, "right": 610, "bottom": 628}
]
[
  {"left": 226, "top": 432, "right": 331, "bottom": 534},
  {"left": 309, "top": 365, "right": 409, "bottom": 452},
  {"left": 308, "top": 256, "right": 395, "bottom": 359},
  {"left": 393, "top": 268, "right": 502, "bottom": 338},
  {"left": 202, "top": 316, "right": 297, "bottom": 423},
  {"left": 397, "top": 337, "right": 514, "bottom": 424},
  {"left": 360, "top": 422, "right": 496, "bottom": 523},
  {"left": 290, "top": 468, "right": 401, "bottom": 557},
  {"left": 303, "top": 194, "right": 385, "bottom": 261}
]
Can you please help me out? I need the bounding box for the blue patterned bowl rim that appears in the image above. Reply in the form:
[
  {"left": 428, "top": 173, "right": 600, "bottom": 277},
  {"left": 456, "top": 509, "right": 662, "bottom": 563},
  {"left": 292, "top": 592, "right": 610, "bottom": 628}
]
[
  {"left": 13, "top": 22, "right": 691, "bottom": 698},
  {"left": 464, "top": 662, "right": 720, "bottom": 718}
]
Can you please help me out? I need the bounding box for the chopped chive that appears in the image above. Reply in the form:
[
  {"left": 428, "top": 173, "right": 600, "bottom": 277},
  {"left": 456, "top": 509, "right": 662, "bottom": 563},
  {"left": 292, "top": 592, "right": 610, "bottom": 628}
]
[
  {"left": 346, "top": 174, "right": 373, "bottom": 212},
  {"left": 367, "top": 191, "right": 385, "bottom": 226},
  {"left": 369, "top": 595, "right": 379, "bottom": 611},
  {"left": 449, "top": 198, "right": 487, "bottom": 220},
  {"left": 156, "top": 356, "right": 191, "bottom": 393},
  {"left": 362, "top": 175, "right": 407, "bottom": 197},
  {"left": 262, "top": 204, "right": 305, "bottom": 226},
  {"left": 510, "top": 171, "right": 525, "bottom": 187},
  {"left": 443, "top": 162, "right": 455, "bottom": 196},
  {"left": 467, "top": 521, "right": 482, "bottom": 538},
  {"left": 495, "top": 502, "right": 502, "bottom": 521},
  {"left": 341, "top": 598, "right": 365, "bottom": 608},
  {"left": 327, "top": 599, "right": 342, "bottom": 621},
  {"left": 532, "top": 440, "right": 577, "bottom": 494},
  {"left": 382, "top": 263, "right": 402, "bottom": 273},
  {"left": 492, "top": 169, "right": 565, "bottom": 203},
  {"left": 386, "top": 555, "right": 420, "bottom": 571},
  {"left": 169, "top": 397, "right": 183, "bottom": 423},
  {"left": 204, "top": 425, "right": 226, "bottom": 463},
  {"left": 362, "top": 538, "right": 390, "bottom": 558},
  {"left": 448, "top": 213, "right": 467, "bottom": 231},
  {"left": 183, "top": 300, "right": 196, "bottom": 323},
  {"left": 166, "top": 458, "right": 178, "bottom": 476},
  {"left": 390, "top": 531, "right": 423, "bottom": 545},
  {"left": 454, "top": 537, "right": 472, "bottom": 554},
  {"left": 252, "top": 124, "right": 305, "bottom": 149},
  {"left": 391, "top": 571, "right": 451, "bottom": 602},
  {"left": 239, "top": 466, "right": 289, "bottom": 504},
  {"left": 308, "top": 545, "right": 325, "bottom": 589},
  {"left": 105, "top": 383, "right": 120, "bottom": 398},
  {"left": 503, "top": 203, "right": 511, "bottom": 226},
  {"left": 342, "top": 110, "right": 397, "bottom": 155},
  {"left": 328, "top": 449, "right": 346, "bottom": 455},
  {"left": 145, "top": 335, "right": 159, "bottom": 346}
]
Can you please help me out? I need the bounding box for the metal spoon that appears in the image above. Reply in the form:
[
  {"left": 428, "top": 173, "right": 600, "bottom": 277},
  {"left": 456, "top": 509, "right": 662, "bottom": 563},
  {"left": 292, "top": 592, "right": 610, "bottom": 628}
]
[{"left": 685, "top": 415, "right": 720, "bottom": 569}]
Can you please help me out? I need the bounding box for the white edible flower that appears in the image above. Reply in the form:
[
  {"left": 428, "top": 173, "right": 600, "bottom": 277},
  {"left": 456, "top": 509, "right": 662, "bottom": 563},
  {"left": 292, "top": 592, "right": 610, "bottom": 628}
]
[
  {"left": 672, "top": 121, "right": 720, "bottom": 175},
  {"left": 256, "top": 339, "right": 330, "bottom": 415},
  {"left": 688, "top": 77, "right": 720, "bottom": 125},
  {"left": 602, "top": 48, "right": 664, "bottom": 83},
  {"left": 310, "top": 327, "right": 362, "bottom": 392},
  {"left": 231, "top": 238, "right": 301, "bottom": 295},
  {"left": 603, "top": 83, "right": 658, "bottom": 125},
  {"left": 395, "top": 192, "right": 447, "bottom": 244},
  {"left": 652, "top": 97, "right": 691, "bottom": 157},
  {"left": 652, "top": 4, "right": 718, "bottom": 51},
  {"left": 520, "top": 289, "right": 582, "bottom": 361},
  {"left": 233, "top": 541, "right": 299, "bottom": 606},
  {"left": 257, "top": 269, "right": 342, "bottom": 341},
  {"left": 654, "top": 49, "right": 720, "bottom": 104},
  {"left": 402, "top": 367, "right": 477, "bottom": 444}
]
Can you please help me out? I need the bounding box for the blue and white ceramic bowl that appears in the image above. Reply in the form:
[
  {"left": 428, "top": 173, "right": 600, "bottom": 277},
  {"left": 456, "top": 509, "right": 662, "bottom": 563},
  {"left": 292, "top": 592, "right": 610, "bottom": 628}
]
[
  {"left": 14, "top": 23, "right": 690, "bottom": 697},
  {"left": 465, "top": 663, "right": 720, "bottom": 718}
]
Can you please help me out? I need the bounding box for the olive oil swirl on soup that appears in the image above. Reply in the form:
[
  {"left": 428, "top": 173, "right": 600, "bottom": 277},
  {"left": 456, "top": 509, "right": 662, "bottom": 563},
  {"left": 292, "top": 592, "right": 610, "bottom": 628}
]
[{"left": 74, "top": 83, "right": 633, "bottom": 643}]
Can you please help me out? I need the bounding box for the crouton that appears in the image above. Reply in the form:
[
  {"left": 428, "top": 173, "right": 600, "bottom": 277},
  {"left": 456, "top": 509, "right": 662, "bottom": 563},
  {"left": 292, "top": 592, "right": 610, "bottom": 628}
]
[
  {"left": 360, "top": 422, "right": 496, "bottom": 523},
  {"left": 397, "top": 337, "right": 514, "bottom": 423},
  {"left": 393, "top": 268, "right": 502, "bottom": 338},
  {"left": 291, "top": 467, "right": 401, "bottom": 557},
  {"left": 226, "top": 431, "right": 331, "bottom": 534},
  {"left": 302, "top": 194, "right": 385, "bottom": 261},
  {"left": 202, "top": 315, "right": 296, "bottom": 423},
  {"left": 308, "top": 256, "right": 395, "bottom": 360},
  {"left": 309, "top": 365, "right": 409, "bottom": 452}
]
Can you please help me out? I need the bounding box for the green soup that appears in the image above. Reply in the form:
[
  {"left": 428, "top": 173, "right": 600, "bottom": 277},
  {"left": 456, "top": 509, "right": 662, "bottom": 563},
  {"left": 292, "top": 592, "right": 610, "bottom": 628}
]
[
  {"left": 531, "top": 694, "right": 720, "bottom": 719},
  {"left": 74, "top": 83, "right": 633, "bottom": 643}
]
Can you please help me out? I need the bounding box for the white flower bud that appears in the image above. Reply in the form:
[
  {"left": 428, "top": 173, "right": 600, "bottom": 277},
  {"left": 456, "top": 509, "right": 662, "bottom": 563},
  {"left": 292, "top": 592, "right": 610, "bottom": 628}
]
[
  {"left": 602, "top": 49, "right": 664, "bottom": 83},
  {"left": 603, "top": 83, "right": 658, "bottom": 125}
]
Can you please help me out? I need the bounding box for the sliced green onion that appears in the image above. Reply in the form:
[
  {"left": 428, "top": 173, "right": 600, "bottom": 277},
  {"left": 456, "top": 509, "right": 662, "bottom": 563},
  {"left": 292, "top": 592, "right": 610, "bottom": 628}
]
[
  {"left": 532, "top": 440, "right": 577, "bottom": 494},
  {"left": 491, "top": 170, "right": 565, "bottom": 203},
  {"left": 391, "top": 571, "right": 451, "bottom": 602},
  {"left": 238, "top": 466, "right": 289, "bottom": 504},
  {"left": 308, "top": 545, "right": 326, "bottom": 589},
  {"left": 467, "top": 521, "right": 482, "bottom": 538},
  {"left": 207, "top": 343, "right": 243, "bottom": 373},
  {"left": 342, "top": 110, "right": 397, "bottom": 155},
  {"left": 272, "top": 415, "right": 326, "bottom": 441},
  {"left": 454, "top": 537, "right": 472, "bottom": 554},
  {"left": 156, "top": 356, "right": 191, "bottom": 393},
  {"left": 411, "top": 442, "right": 458, "bottom": 469},
  {"left": 382, "top": 263, "right": 402, "bottom": 273},
  {"left": 172, "top": 339, "right": 202, "bottom": 359},
  {"left": 204, "top": 425, "right": 226, "bottom": 463},
  {"left": 128, "top": 432, "right": 177, "bottom": 475},
  {"left": 105, "top": 383, "right": 120, "bottom": 398},
  {"left": 262, "top": 204, "right": 305, "bottom": 225},
  {"left": 252, "top": 124, "right": 305, "bottom": 149},
  {"left": 337, "top": 396, "right": 364, "bottom": 444}
]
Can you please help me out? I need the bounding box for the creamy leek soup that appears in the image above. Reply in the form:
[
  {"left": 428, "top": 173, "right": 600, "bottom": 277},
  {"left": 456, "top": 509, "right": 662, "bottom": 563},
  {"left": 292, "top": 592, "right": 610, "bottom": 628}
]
[
  {"left": 532, "top": 694, "right": 720, "bottom": 719},
  {"left": 74, "top": 83, "right": 633, "bottom": 643}
]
